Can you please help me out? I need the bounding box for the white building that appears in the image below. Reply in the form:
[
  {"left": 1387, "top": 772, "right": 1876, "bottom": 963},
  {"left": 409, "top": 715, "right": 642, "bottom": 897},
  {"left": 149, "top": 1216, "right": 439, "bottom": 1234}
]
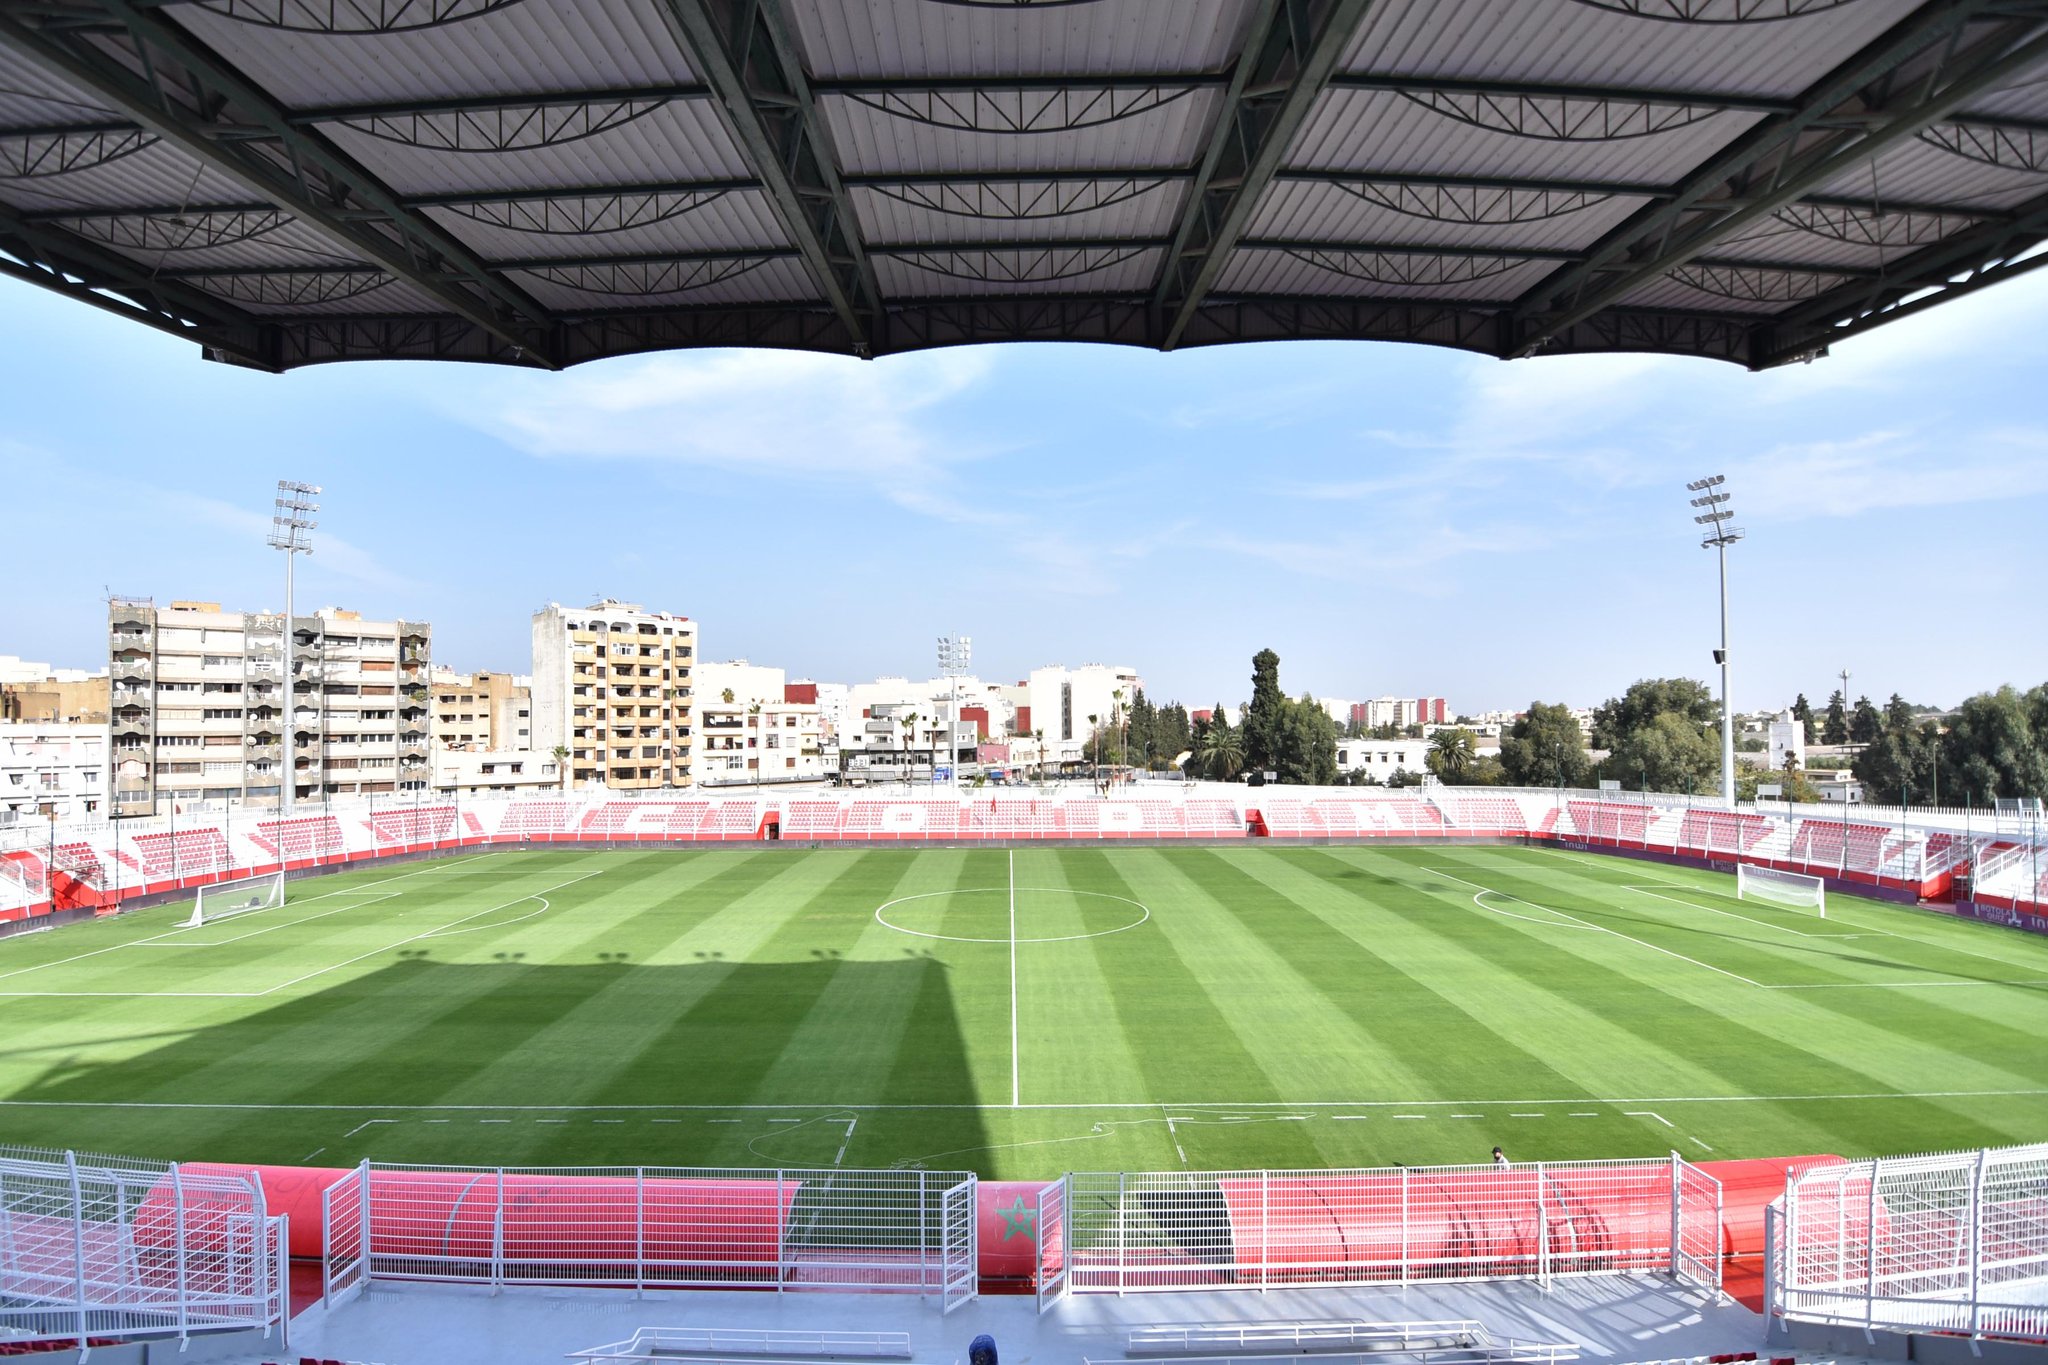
[
  {"left": 1768, "top": 709, "right": 1808, "bottom": 773},
  {"left": 432, "top": 748, "right": 561, "bottom": 797},
  {"left": 109, "top": 598, "right": 429, "bottom": 815},
  {"left": 531, "top": 600, "right": 696, "bottom": 792},
  {"left": 1334, "top": 736, "right": 1433, "bottom": 784},
  {"left": 695, "top": 661, "right": 826, "bottom": 786},
  {"left": 0, "top": 721, "right": 109, "bottom": 821},
  {"left": 1025, "top": 663, "right": 1141, "bottom": 765}
]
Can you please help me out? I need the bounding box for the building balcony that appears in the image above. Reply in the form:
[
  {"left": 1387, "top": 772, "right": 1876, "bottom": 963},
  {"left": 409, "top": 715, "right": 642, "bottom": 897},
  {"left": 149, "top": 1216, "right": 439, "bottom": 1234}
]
[
  {"left": 108, "top": 630, "right": 153, "bottom": 650},
  {"left": 110, "top": 659, "right": 151, "bottom": 682}
]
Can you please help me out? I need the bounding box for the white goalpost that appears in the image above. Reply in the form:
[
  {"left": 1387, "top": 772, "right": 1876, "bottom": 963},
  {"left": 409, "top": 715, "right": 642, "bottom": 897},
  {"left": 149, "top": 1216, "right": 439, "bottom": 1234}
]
[
  {"left": 183, "top": 872, "right": 286, "bottom": 927},
  {"left": 1737, "top": 862, "right": 1826, "bottom": 918}
]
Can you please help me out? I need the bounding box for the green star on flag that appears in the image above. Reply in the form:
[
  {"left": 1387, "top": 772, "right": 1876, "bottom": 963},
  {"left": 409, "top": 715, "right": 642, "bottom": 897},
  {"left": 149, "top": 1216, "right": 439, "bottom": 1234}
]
[{"left": 997, "top": 1195, "right": 1037, "bottom": 1242}]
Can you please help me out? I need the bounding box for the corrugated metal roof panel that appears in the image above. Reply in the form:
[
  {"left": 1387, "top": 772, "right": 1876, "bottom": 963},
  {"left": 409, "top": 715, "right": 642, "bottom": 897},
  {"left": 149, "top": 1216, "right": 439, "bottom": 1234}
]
[
  {"left": 315, "top": 101, "right": 750, "bottom": 196},
  {"left": 66, "top": 218, "right": 360, "bottom": 274},
  {"left": 196, "top": 275, "right": 444, "bottom": 316},
  {"left": 785, "top": 0, "right": 1258, "bottom": 78},
  {"left": 165, "top": 0, "right": 694, "bottom": 107},
  {"left": 1342, "top": 0, "right": 1927, "bottom": 97},
  {"left": 511, "top": 255, "right": 821, "bottom": 310},
  {"left": 420, "top": 189, "right": 790, "bottom": 262},
  {"left": 1248, "top": 177, "right": 1653, "bottom": 252},
  {"left": 874, "top": 246, "right": 1161, "bottom": 297},
  {"left": 819, "top": 88, "right": 1222, "bottom": 175},
  {"left": 0, "top": 150, "right": 257, "bottom": 217},
  {"left": 1812, "top": 136, "right": 2048, "bottom": 209},
  {"left": 848, "top": 179, "right": 1187, "bottom": 245},
  {"left": 1617, "top": 271, "right": 1847, "bottom": 314},
  {"left": 1215, "top": 245, "right": 1548, "bottom": 300},
  {"left": 1287, "top": 89, "right": 1768, "bottom": 186}
]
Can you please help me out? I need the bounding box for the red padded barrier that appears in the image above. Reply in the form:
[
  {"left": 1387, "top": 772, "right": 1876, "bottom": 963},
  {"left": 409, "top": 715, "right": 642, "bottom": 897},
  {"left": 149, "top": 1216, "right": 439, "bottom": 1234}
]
[{"left": 141, "top": 1163, "right": 795, "bottom": 1269}]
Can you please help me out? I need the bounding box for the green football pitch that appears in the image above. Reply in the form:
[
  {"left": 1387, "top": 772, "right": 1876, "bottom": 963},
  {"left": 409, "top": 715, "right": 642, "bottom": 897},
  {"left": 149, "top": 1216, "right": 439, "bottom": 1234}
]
[{"left": 0, "top": 843, "right": 2043, "bottom": 1178}]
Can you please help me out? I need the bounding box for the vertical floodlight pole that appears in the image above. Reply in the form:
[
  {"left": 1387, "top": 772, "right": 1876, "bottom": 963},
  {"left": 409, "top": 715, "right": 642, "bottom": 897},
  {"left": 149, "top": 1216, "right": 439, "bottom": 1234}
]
[
  {"left": 269, "top": 481, "right": 321, "bottom": 819},
  {"left": 1688, "top": 476, "right": 1742, "bottom": 807},
  {"left": 938, "top": 634, "right": 971, "bottom": 792}
]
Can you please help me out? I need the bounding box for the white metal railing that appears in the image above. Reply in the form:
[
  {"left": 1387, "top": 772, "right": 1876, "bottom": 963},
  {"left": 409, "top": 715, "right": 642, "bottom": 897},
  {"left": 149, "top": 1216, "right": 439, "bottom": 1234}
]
[
  {"left": 1063, "top": 1157, "right": 1720, "bottom": 1295},
  {"left": 0, "top": 1145, "right": 287, "bottom": 1347},
  {"left": 1772, "top": 1143, "right": 2048, "bottom": 1342},
  {"left": 569, "top": 1328, "right": 914, "bottom": 1361},
  {"left": 336, "top": 1163, "right": 974, "bottom": 1298}
]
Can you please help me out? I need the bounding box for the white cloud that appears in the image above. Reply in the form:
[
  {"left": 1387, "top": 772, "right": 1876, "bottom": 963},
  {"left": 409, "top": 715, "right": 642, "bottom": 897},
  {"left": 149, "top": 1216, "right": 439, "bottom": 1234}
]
[
  {"left": 475, "top": 348, "right": 993, "bottom": 485},
  {"left": 1732, "top": 429, "right": 2048, "bottom": 520}
]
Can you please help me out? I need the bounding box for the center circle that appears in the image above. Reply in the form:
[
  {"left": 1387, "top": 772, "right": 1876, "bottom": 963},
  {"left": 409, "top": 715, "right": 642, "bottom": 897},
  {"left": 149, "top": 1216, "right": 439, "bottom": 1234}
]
[{"left": 874, "top": 887, "right": 1150, "bottom": 943}]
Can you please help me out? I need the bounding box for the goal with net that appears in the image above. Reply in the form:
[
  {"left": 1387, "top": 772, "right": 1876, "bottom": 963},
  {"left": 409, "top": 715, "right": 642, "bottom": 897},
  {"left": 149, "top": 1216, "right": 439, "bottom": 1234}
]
[
  {"left": 182, "top": 872, "right": 286, "bottom": 927},
  {"left": 1737, "top": 863, "right": 1825, "bottom": 917}
]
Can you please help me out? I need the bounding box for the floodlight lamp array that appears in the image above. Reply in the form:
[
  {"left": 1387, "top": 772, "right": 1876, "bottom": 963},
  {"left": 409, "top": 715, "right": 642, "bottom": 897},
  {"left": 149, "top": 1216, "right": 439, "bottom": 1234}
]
[
  {"left": 937, "top": 634, "right": 972, "bottom": 675},
  {"left": 268, "top": 478, "right": 321, "bottom": 553},
  {"left": 1687, "top": 474, "right": 1742, "bottom": 547}
]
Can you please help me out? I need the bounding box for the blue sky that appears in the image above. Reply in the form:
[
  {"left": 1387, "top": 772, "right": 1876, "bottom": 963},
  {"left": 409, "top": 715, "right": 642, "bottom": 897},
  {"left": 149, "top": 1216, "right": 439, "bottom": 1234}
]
[{"left": 4, "top": 268, "right": 2046, "bottom": 716}]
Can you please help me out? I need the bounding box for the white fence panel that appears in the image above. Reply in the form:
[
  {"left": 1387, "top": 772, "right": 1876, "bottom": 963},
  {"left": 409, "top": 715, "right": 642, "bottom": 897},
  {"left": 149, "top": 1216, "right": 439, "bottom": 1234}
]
[
  {"left": 0, "top": 1146, "right": 285, "bottom": 1346},
  {"left": 1776, "top": 1143, "right": 2048, "bottom": 1341},
  {"left": 1065, "top": 1159, "right": 1718, "bottom": 1294},
  {"left": 321, "top": 1160, "right": 369, "bottom": 1307},
  {"left": 1038, "top": 1176, "right": 1069, "bottom": 1313},
  {"left": 940, "top": 1178, "right": 977, "bottom": 1313}
]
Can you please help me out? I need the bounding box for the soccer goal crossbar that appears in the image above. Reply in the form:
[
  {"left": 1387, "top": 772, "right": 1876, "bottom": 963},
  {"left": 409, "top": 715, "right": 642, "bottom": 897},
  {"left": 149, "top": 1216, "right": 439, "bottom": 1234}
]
[
  {"left": 1737, "top": 862, "right": 1825, "bottom": 917},
  {"left": 185, "top": 871, "right": 285, "bottom": 926}
]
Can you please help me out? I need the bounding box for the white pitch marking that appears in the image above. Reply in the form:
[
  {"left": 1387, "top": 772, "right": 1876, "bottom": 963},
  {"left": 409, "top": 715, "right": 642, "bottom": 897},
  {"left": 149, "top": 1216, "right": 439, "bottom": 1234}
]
[
  {"left": 593, "top": 1119, "right": 623, "bottom": 1124},
  {"left": 834, "top": 1117, "right": 858, "bottom": 1167},
  {"left": 7, "top": 1086, "right": 2045, "bottom": 1114},
  {"left": 1166, "top": 1115, "right": 1188, "bottom": 1167},
  {"left": 1391, "top": 1115, "right": 1426, "bottom": 1120},
  {"left": 651, "top": 1118, "right": 681, "bottom": 1124},
  {"left": 479, "top": 1119, "right": 510, "bottom": 1124},
  {"left": 1625, "top": 1110, "right": 1676, "bottom": 1129},
  {"left": 303, "top": 1147, "right": 326, "bottom": 1161},
  {"left": 423, "top": 1119, "right": 450, "bottom": 1124},
  {"left": 1424, "top": 867, "right": 1767, "bottom": 988},
  {"left": 1009, "top": 849, "right": 1020, "bottom": 1109},
  {"left": 707, "top": 1118, "right": 742, "bottom": 1124},
  {"left": 132, "top": 892, "right": 403, "bottom": 946},
  {"left": 767, "top": 1117, "right": 802, "bottom": 1124},
  {"left": 1333, "top": 1116, "right": 1369, "bottom": 1122},
  {"left": 536, "top": 1119, "right": 567, "bottom": 1124},
  {"left": 1510, "top": 1113, "right": 1545, "bottom": 1118},
  {"left": 1571, "top": 1112, "right": 1599, "bottom": 1117},
  {"left": 343, "top": 1118, "right": 398, "bottom": 1139},
  {"left": 1451, "top": 1114, "right": 1484, "bottom": 1119}
]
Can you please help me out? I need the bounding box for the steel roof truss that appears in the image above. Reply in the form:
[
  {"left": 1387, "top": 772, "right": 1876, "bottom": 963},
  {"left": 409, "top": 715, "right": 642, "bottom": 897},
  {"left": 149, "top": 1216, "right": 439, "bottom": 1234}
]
[{"left": 0, "top": 0, "right": 560, "bottom": 365}]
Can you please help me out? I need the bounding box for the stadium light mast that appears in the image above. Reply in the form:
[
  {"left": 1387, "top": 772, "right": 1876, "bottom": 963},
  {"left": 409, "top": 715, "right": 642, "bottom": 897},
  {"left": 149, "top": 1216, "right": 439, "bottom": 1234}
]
[
  {"left": 1688, "top": 475, "right": 1743, "bottom": 807},
  {"left": 937, "top": 634, "right": 971, "bottom": 791},
  {"left": 269, "top": 480, "right": 320, "bottom": 818}
]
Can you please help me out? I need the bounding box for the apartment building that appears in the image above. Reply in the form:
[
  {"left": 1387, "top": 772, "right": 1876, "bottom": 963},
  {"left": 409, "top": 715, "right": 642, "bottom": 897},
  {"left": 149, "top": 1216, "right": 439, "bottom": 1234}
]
[
  {"left": 431, "top": 669, "right": 532, "bottom": 752},
  {"left": 1350, "top": 696, "right": 1452, "bottom": 730},
  {"left": 0, "top": 656, "right": 108, "bottom": 723},
  {"left": 695, "top": 662, "right": 825, "bottom": 786},
  {"left": 531, "top": 600, "right": 695, "bottom": 791},
  {"left": 109, "top": 598, "right": 430, "bottom": 816},
  {"left": 0, "top": 721, "right": 107, "bottom": 821},
  {"left": 1025, "top": 664, "right": 1142, "bottom": 764}
]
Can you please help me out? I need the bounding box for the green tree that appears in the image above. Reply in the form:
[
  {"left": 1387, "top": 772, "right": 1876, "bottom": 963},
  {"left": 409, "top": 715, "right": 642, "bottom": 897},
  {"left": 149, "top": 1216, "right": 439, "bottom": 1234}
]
[
  {"left": 1499, "top": 702, "right": 1592, "bottom": 788},
  {"left": 1197, "top": 704, "right": 1244, "bottom": 781},
  {"left": 1591, "top": 678, "right": 1716, "bottom": 750},
  {"left": 1822, "top": 689, "right": 1848, "bottom": 745},
  {"left": 1856, "top": 719, "right": 1940, "bottom": 807},
  {"left": 1605, "top": 711, "right": 1718, "bottom": 794},
  {"left": 1740, "top": 754, "right": 1819, "bottom": 803},
  {"left": 1425, "top": 728, "right": 1477, "bottom": 783},
  {"left": 1791, "top": 693, "right": 1816, "bottom": 744},
  {"left": 1275, "top": 694, "right": 1338, "bottom": 785},
  {"left": 1883, "top": 693, "right": 1915, "bottom": 734},
  {"left": 1850, "top": 695, "right": 1882, "bottom": 745},
  {"left": 1241, "top": 649, "right": 1286, "bottom": 777},
  {"left": 1937, "top": 685, "right": 2047, "bottom": 805}
]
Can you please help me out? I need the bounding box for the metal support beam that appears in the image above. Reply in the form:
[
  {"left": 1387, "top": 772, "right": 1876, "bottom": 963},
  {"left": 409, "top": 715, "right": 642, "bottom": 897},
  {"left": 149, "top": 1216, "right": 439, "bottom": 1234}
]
[
  {"left": 1507, "top": 4, "right": 2048, "bottom": 356},
  {"left": 1754, "top": 186, "right": 2048, "bottom": 365},
  {"left": 652, "top": 0, "right": 882, "bottom": 352},
  {"left": 0, "top": 1, "right": 561, "bottom": 365},
  {"left": 1152, "top": 0, "right": 1378, "bottom": 348},
  {"left": 0, "top": 204, "right": 271, "bottom": 365}
]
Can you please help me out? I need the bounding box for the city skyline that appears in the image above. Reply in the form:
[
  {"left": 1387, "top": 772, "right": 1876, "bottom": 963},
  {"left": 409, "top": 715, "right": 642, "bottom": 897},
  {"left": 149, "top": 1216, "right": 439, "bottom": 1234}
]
[{"left": 5, "top": 262, "right": 2046, "bottom": 716}]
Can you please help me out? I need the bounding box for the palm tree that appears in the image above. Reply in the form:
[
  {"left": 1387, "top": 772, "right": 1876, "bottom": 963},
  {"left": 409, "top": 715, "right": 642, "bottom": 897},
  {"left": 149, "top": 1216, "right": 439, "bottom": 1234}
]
[
  {"left": 550, "top": 744, "right": 570, "bottom": 793},
  {"left": 900, "top": 712, "right": 920, "bottom": 785},
  {"left": 1033, "top": 727, "right": 1045, "bottom": 785},
  {"left": 1088, "top": 714, "right": 1101, "bottom": 781},
  {"left": 1110, "top": 687, "right": 1125, "bottom": 769},
  {"left": 1427, "top": 728, "right": 1476, "bottom": 783},
  {"left": 1198, "top": 724, "right": 1245, "bottom": 782}
]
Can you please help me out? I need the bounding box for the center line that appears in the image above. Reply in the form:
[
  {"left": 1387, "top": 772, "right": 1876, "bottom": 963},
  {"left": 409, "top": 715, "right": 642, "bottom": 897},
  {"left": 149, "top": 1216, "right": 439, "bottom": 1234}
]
[{"left": 1009, "top": 848, "right": 1020, "bottom": 1109}]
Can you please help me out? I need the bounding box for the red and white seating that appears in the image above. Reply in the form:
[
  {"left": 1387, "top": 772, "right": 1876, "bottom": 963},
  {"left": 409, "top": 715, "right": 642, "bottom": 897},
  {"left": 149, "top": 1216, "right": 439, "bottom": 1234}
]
[
  {"left": 1674, "top": 810, "right": 1771, "bottom": 856},
  {"left": 1568, "top": 800, "right": 1653, "bottom": 844},
  {"left": 366, "top": 806, "right": 458, "bottom": 846},
  {"left": 497, "top": 799, "right": 577, "bottom": 837},
  {"left": 252, "top": 816, "right": 346, "bottom": 861},
  {"left": 129, "top": 827, "right": 234, "bottom": 877}
]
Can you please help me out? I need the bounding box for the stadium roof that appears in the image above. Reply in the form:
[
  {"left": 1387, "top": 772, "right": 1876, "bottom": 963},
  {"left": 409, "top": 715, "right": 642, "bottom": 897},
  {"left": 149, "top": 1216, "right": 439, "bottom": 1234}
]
[{"left": 2, "top": 0, "right": 2046, "bottom": 374}]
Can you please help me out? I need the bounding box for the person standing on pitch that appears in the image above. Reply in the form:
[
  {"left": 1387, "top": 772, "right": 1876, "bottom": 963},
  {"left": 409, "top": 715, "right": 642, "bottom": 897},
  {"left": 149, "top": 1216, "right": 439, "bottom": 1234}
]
[{"left": 1492, "top": 1146, "right": 1509, "bottom": 1167}]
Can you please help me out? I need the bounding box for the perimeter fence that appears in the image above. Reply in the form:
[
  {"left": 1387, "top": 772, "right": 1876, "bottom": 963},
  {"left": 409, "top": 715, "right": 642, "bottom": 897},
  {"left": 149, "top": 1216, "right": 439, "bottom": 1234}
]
[
  {"left": 1770, "top": 1143, "right": 2048, "bottom": 1341},
  {"left": 1058, "top": 1156, "right": 1721, "bottom": 1294},
  {"left": 0, "top": 1145, "right": 287, "bottom": 1347}
]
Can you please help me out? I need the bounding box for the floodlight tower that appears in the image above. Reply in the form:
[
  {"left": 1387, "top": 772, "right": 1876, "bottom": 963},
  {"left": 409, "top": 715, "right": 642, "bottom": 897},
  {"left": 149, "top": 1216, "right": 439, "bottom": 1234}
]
[
  {"left": 937, "top": 634, "right": 971, "bottom": 790},
  {"left": 269, "top": 480, "right": 320, "bottom": 817},
  {"left": 1687, "top": 475, "right": 1743, "bottom": 807}
]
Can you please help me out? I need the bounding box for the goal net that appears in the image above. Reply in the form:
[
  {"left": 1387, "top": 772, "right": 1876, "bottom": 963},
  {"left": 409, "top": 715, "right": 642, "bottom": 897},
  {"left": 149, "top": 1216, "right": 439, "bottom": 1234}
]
[
  {"left": 184, "top": 872, "right": 285, "bottom": 927},
  {"left": 1737, "top": 863, "right": 1825, "bottom": 917}
]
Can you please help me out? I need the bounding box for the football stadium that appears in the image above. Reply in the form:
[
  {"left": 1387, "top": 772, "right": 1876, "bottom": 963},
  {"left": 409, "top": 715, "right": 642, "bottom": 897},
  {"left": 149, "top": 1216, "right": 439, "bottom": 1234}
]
[{"left": 3, "top": 0, "right": 2048, "bottom": 1363}]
